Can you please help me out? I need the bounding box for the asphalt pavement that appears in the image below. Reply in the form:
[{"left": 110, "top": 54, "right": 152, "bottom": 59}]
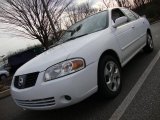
[
  {"left": 120, "top": 56, "right": 160, "bottom": 120},
  {"left": 0, "top": 22, "right": 160, "bottom": 120}
]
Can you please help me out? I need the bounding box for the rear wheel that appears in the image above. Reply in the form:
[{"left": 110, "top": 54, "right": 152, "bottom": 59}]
[
  {"left": 98, "top": 55, "right": 122, "bottom": 98},
  {"left": 143, "top": 32, "right": 154, "bottom": 53}
]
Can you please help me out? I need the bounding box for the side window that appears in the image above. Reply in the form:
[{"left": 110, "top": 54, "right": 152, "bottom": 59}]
[
  {"left": 121, "top": 8, "right": 137, "bottom": 21},
  {"left": 112, "top": 9, "right": 125, "bottom": 23},
  {"left": 130, "top": 10, "right": 140, "bottom": 19}
]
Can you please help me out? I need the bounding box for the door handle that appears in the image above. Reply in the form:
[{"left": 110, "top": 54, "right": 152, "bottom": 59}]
[{"left": 132, "top": 26, "right": 135, "bottom": 29}]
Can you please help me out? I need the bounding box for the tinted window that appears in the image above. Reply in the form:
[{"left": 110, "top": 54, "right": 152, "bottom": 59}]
[
  {"left": 112, "top": 9, "right": 125, "bottom": 22},
  {"left": 121, "top": 8, "right": 137, "bottom": 21},
  {"left": 61, "top": 11, "right": 108, "bottom": 42}
]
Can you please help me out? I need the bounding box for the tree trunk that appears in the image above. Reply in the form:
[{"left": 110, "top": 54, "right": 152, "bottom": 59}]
[
  {"left": 116, "top": 0, "right": 122, "bottom": 7},
  {"left": 41, "top": 0, "right": 59, "bottom": 42}
]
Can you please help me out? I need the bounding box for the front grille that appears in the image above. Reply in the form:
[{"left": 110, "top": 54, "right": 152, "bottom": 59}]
[
  {"left": 15, "top": 97, "right": 55, "bottom": 108},
  {"left": 14, "top": 72, "right": 39, "bottom": 89}
]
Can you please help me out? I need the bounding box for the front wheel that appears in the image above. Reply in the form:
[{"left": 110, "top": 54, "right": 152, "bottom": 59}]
[
  {"left": 98, "top": 55, "right": 122, "bottom": 98},
  {"left": 143, "top": 33, "right": 154, "bottom": 53}
]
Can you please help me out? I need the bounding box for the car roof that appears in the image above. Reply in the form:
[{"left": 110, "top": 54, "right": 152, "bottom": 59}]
[{"left": 108, "top": 7, "right": 126, "bottom": 11}]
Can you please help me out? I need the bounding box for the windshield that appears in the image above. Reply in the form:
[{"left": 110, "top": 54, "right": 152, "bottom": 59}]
[{"left": 60, "top": 11, "right": 108, "bottom": 42}]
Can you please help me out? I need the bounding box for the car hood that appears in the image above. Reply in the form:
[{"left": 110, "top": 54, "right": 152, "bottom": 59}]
[
  {"left": 15, "top": 30, "right": 105, "bottom": 76},
  {"left": 15, "top": 45, "right": 70, "bottom": 75}
]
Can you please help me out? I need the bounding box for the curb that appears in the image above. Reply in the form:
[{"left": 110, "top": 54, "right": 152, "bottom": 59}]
[{"left": 0, "top": 89, "right": 10, "bottom": 99}]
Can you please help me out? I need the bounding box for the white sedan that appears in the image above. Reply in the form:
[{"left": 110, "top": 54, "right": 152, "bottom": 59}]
[{"left": 11, "top": 7, "right": 153, "bottom": 110}]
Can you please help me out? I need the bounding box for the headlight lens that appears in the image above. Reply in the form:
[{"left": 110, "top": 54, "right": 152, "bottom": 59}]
[{"left": 44, "top": 58, "right": 85, "bottom": 81}]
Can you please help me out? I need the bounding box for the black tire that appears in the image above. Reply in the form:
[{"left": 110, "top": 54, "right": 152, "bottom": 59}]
[
  {"left": 143, "top": 32, "right": 154, "bottom": 53},
  {"left": 98, "top": 55, "right": 122, "bottom": 98},
  {"left": 0, "top": 74, "right": 7, "bottom": 80}
]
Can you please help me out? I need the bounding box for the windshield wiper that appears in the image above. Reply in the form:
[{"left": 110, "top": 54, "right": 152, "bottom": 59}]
[
  {"left": 49, "top": 40, "right": 63, "bottom": 49},
  {"left": 49, "top": 33, "right": 88, "bottom": 49},
  {"left": 66, "top": 24, "right": 82, "bottom": 36},
  {"left": 63, "top": 33, "right": 89, "bottom": 43}
]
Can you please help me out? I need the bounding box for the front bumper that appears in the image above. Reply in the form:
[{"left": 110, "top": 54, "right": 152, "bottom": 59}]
[{"left": 11, "top": 62, "right": 98, "bottom": 110}]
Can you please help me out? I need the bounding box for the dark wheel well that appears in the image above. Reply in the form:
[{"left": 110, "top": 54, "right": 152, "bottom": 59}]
[
  {"left": 143, "top": 28, "right": 154, "bottom": 53},
  {"left": 98, "top": 50, "right": 121, "bottom": 83},
  {"left": 147, "top": 29, "right": 152, "bottom": 38},
  {"left": 98, "top": 50, "right": 121, "bottom": 68}
]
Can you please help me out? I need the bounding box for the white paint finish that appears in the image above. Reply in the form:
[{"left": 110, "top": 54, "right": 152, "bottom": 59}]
[
  {"left": 11, "top": 62, "right": 98, "bottom": 110},
  {"left": 15, "top": 45, "right": 70, "bottom": 75},
  {"left": 133, "top": 18, "right": 148, "bottom": 49},
  {"left": 11, "top": 8, "right": 151, "bottom": 110},
  {"left": 66, "top": 28, "right": 122, "bottom": 66},
  {"left": 113, "top": 21, "right": 136, "bottom": 62},
  {"left": 112, "top": 16, "right": 128, "bottom": 28},
  {"left": 109, "top": 50, "right": 160, "bottom": 120}
]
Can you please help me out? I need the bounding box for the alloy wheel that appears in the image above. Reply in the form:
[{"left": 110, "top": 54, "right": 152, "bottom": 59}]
[{"left": 104, "top": 61, "right": 121, "bottom": 92}]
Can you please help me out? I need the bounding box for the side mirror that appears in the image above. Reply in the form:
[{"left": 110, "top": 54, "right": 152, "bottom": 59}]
[{"left": 113, "top": 16, "right": 128, "bottom": 28}]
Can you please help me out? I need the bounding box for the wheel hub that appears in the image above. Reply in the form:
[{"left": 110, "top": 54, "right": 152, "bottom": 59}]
[{"left": 104, "top": 61, "right": 120, "bottom": 92}]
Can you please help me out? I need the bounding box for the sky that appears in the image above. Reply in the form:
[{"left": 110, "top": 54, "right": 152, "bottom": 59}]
[
  {"left": 0, "top": 0, "right": 131, "bottom": 58},
  {"left": 0, "top": 30, "right": 40, "bottom": 56},
  {"left": 0, "top": 23, "right": 40, "bottom": 57}
]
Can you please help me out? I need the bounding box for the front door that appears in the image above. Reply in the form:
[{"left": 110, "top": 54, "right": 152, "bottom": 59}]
[{"left": 111, "top": 8, "right": 137, "bottom": 62}]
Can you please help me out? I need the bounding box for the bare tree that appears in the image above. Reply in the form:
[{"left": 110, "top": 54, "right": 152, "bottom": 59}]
[
  {"left": 133, "top": 0, "right": 152, "bottom": 7},
  {"left": 64, "top": 1, "right": 98, "bottom": 29},
  {"left": 41, "top": 0, "right": 58, "bottom": 41},
  {"left": 103, "top": 0, "right": 111, "bottom": 8},
  {"left": 103, "top": 0, "right": 132, "bottom": 9},
  {"left": 0, "top": 0, "right": 71, "bottom": 49},
  {"left": 115, "top": 0, "right": 122, "bottom": 7},
  {"left": 121, "top": 0, "right": 132, "bottom": 9}
]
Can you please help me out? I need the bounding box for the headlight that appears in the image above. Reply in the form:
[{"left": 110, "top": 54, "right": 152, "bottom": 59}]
[{"left": 44, "top": 58, "right": 85, "bottom": 81}]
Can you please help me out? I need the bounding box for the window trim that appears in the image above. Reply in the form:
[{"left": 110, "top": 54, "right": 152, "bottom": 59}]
[
  {"left": 120, "top": 8, "right": 137, "bottom": 22},
  {"left": 111, "top": 8, "right": 126, "bottom": 22}
]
